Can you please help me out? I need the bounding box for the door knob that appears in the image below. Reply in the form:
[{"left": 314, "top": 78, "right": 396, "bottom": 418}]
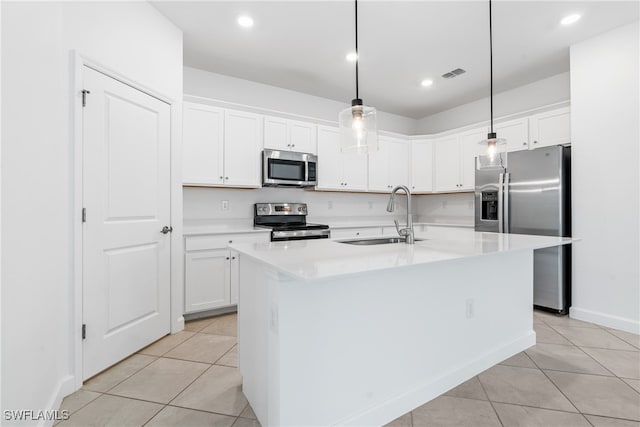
[{"left": 161, "top": 226, "right": 173, "bottom": 234}]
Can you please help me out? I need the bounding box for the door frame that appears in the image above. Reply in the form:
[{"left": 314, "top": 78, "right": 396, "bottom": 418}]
[{"left": 71, "top": 52, "right": 184, "bottom": 390}]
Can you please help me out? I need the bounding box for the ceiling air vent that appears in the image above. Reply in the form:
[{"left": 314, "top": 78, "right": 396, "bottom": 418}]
[{"left": 441, "top": 68, "right": 466, "bottom": 79}]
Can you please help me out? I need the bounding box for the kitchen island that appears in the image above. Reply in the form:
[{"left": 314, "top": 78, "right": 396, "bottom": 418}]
[{"left": 229, "top": 231, "right": 572, "bottom": 427}]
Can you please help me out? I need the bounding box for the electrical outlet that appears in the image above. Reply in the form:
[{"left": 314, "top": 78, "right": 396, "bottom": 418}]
[
  {"left": 221, "top": 200, "right": 229, "bottom": 211},
  {"left": 466, "top": 298, "right": 475, "bottom": 319},
  {"left": 328, "top": 201, "right": 333, "bottom": 210},
  {"left": 368, "top": 201, "right": 373, "bottom": 209}
]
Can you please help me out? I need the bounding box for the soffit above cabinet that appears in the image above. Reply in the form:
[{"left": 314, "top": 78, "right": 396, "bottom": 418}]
[{"left": 152, "top": 1, "right": 638, "bottom": 118}]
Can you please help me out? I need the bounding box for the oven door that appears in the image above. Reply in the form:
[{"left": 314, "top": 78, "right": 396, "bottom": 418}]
[{"left": 262, "top": 149, "right": 317, "bottom": 187}]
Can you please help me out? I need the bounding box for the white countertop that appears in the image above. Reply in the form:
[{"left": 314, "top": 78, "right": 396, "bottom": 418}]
[{"left": 229, "top": 232, "right": 572, "bottom": 280}]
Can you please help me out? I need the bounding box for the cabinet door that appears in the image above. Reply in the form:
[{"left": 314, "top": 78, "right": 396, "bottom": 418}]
[
  {"left": 459, "top": 129, "right": 485, "bottom": 191},
  {"left": 387, "top": 139, "right": 410, "bottom": 189},
  {"left": 316, "top": 126, "right": 344, "bottom": 190},
  {"left": 289, "top": 120, "right": 317, "bottom": 154},
  {"left": 368, "top": 137, "right": 391, "bottom": 192},
  {"left": 496, "top": 118, "right": 529, "bottom": 153},
  {"left": 433, "top": 135, "right": 460, "bottom": 192},
  {"left": 229, "top": 251, "right": 239, "bottom": 305},
  {"left": 184, "top": 249, "right": 230, "bottom": 313},
  {"left": 411, "top": 139, "right": 433, "bottom": 192},
  {"left": 342, "top": 149, "right": 368, "bottom": 191},
  {"left": 529, "top": 107, "right": 571, "bottom": 148},
  {"left": 263, "top": 116, "right": 289, "bottom": 151},
  {"left": 182, "top": 103, "right": 224, "bottom": 185},
  {"left": 224, "top": 110, "right": 263, "bottom": 187}
]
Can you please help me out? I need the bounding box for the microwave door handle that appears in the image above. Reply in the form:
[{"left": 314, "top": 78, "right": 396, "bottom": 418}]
[
  {"left": 304, "top": 160, "right": 309, "bottom": 182},
  {"left": 504, "top": 172, "right": 510, "bottom": 234},
  {"left": 498, "top": 172, "right": 504, "bottom": 233}
]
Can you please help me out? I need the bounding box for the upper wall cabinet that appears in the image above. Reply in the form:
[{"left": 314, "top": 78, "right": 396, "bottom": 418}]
[
  {"left": 368, "top": 137, "right": 410, "bottom": 193},
  {"left": 316, "top": 126, "right": 367, "bottom": 191},
  {"left": 182, "top": 102, "right": 263, "bottom": 188},
  {"left": 410, "top": 140, "right": 433, "bottom": 193},
  {"left": 495, "top": 118, "right": 529, "bottom": 153},
  {"left": 264, "top": 116, "right": 317, "bottom": 154},
  {"left": 183, "top": 103, "right": 224, "bottom": 186},
  {"left": 433, "top": 132, "right": 481, "bottom": 193},
  {"left": 529, "top": 106, "right": 571, "bottom": 149}
]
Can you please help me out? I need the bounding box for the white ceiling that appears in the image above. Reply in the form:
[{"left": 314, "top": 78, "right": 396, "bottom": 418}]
[{"left": 152, "top": 1, "right": 639, "bottom": 118}]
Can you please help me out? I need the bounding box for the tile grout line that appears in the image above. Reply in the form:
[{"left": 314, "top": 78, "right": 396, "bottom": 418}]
[
  {"left": 515, "top": 348, "right": 583, "bottom": 415},
  {"left": 543, "top": 322, "right": 639, "bottom": 353},
  {"left": 83, "top": 355, "right": 159, "bottom": 394},
  {"left": 475, "top": 375, "right": 505, "bottom": 427}
]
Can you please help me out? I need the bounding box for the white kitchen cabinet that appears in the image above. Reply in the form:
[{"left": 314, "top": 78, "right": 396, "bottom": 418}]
[
  {"left": 529, "top": 106, "right": 571, "bottom": 149},
  {"left": 410, "top": 139, "right": 434, "bottom": 193},
  {"left": 330, "top": 227, "right": 383, "bottom": 239},
  {"left": 182, "top": 104, "right": 263, "bottom": 188},
  {"left": 184, "top": 249, "right": 230, "bottom": 313},
  {"left": 182, "top": 103, "right": 224, "bottom": 186},
  {"left": 433, "top": 130, "right": 481, "bottom": 192},
  {"left": 433, "top": 135, "right": 461, "bottom": 192},
  {"left": 224, "top": 110, "right": 263, "bottom": 187},
  {"left": 495, "top": 118, "right": 529, "bottom": 153},
  {"left": 264, "top": 116, "right": 317, "bottom": 154},
  {"left": 317, "top": 126, "right": 367, "bottom": 191},
  {"left": 184, "top": 232, "right": 269, "bottom": 314},
  {"left": 368, "top": 137, "right": 410, "bottom": 193}
]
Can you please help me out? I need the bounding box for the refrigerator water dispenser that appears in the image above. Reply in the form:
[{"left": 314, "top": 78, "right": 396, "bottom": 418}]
[{"left": 481, "top": 191, "right": 499, "bottom": 221}]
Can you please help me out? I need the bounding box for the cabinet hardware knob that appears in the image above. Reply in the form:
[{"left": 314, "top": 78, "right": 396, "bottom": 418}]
[
  {"left": 533, "top": 141, "right": 538, "bottom": 144},
  {"left": 229, "top": 240, "right": 233, "bottom": 243},
  {"left": 161, "top": 226, "right": 173, "bottom": 234},
  {"left": 523, "top": 142, "right": 527, "bottom": 146},
  {"left": 226, "top": 257, "right": 230, "bottom": 260},
  {"left": 225, "top": 176, "right": 229, "bottom": 180},
  {"left": 292, "top": 144, "right": 295, "bottom": 148},
  {"left": 356, "top": 232, "right": 360, "bottom": 236},
  {"left": 219, "top": 176, "right": 223, "bottom": 179},
  {"left": 232, "top": 256, "right": 236, "bottom": 260}
]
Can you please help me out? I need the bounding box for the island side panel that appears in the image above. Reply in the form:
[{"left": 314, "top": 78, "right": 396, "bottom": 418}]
[
  {"left": 276, "top": 250, "right": 535, "bottom": 426},
  {"left": 237, "top": 255, "right": 284, "bottom": 426}
]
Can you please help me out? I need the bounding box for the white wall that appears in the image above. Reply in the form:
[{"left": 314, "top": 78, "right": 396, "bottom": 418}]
[
  {"left": 414, "top": 193, "right": 475, "bottom": 225},
  {"left": 569, "top": 21, "right": 639, "bottom": 333},
  {"left": 415, "top": 72, "right": 570, "bottom": 134},
  {"left": 1, "top": 1, "right": 182, "bottom": 422},
  {"left": 184, "top": 66, "right": 417, "bottom": 135}
]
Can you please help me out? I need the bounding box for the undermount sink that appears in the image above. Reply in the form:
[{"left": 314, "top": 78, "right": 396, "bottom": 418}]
[{"left": 338, "top": 237, "right": 425, "bottom": 246}]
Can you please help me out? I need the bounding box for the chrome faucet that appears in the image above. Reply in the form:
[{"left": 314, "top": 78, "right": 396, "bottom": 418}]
[{"left": 386, "top": 185, "right": 414, "bottom": 244}]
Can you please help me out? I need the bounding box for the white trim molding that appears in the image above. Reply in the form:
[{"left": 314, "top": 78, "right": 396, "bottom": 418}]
[{"left": 570, "top": 306, "right": 640, "bottom": 334}]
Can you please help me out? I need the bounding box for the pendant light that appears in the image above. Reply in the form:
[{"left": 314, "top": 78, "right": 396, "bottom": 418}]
[
  {"left": 339, "top": 0, "right": 378, "bottom": 154},
  {"left": 477, "top": 0, "right": 507, "bottom": 170}
]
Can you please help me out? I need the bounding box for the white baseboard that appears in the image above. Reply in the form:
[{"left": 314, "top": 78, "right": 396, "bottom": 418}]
[
  {"left": 41, "top": 375, "right": 75, "bottom": 427},
  {"left": 570, "top": 307, "right": 640, "bottom": 334},
  {"left": 340, "top": 332, "right": 536, "bottom": 427}
]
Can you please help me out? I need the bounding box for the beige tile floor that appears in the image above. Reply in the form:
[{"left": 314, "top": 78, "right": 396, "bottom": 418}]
[{"left": 59, "top": 310, "right": 640, "bottom": 426}]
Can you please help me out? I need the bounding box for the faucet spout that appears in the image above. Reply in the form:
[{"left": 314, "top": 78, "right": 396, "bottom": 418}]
[{"left": 387, "top": 185, "right": 414, "bottom": 244}]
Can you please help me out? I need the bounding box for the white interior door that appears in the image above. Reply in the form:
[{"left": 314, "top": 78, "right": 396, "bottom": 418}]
[{"left": 82, "top": 66, "right": 171, "bottom": 380}]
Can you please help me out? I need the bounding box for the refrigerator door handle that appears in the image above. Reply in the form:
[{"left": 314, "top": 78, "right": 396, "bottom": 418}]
[
  {"left": 498, "top": 173, "right": 504, "bottom": 233},
  {"left": 504, "top": 172, "right": 510, "bottom": 233}
]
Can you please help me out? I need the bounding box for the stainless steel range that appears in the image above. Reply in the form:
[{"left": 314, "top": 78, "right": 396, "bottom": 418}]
[{"left": 254, "top": 203, "right": 330, "bottom": 241}]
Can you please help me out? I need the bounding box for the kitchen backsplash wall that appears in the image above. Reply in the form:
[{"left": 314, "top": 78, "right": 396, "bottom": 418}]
[{"left": 183, "top": 187, "right": 474, "bottom": 226}]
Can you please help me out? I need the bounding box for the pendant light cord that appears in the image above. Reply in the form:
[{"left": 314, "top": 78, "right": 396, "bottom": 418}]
[
  {"left": 489, "top": 0, "right": 494, "bottom": 134},
  {"left": 355, "top": 0, "right": 359, "bottom": 100}
]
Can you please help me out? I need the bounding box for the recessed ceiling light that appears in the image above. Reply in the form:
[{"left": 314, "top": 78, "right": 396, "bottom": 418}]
[
  {"left": 421, "top": 79, "right": 434, "bottom": 87},
  {"left": 560, "top": 14, "right": 581, "bottom": 26},
  {"left": 237, "top": 15, "right": 254, "bottom": 28},
  {"left": 346, "top": 52, "right": 358, "bottom": 62}
]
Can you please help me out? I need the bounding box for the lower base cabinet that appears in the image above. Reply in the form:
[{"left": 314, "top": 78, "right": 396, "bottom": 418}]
[
  {"left": 184, "top": 232, "right": 268, "bottom": 314},
  {"left": 185, "top": 249, "right": 238, "bottom": 313}
]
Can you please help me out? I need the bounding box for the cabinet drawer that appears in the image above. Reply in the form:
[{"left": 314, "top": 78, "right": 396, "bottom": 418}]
[
  {"left": 330, "top": 227, "right": 384, "bottom": 239},
  {"left": 185, "top": 233, "right": 269, "bottom": 251}
]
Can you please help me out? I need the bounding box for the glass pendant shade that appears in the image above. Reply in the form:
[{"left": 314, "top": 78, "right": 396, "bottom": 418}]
[
  {"left": 339, "top": 98, "right": 378, "bottom": 153},
  {"left": 477, "top": 131, "right": 507, "bottom": 170}
]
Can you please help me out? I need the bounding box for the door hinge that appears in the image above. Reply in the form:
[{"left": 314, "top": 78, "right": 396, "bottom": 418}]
[
  {"left": 82, "top": 208, "right": 86, "bottom": 223},
  {"left": 81, "top": 89, "right": 91, "bottom": 107},
  {"left": 82, "top": 324, "right": 86, "bottom": 340}
]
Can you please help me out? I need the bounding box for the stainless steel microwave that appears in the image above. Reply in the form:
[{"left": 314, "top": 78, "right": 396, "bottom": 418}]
[{"left": 262, "top": 149, "right": 317, "bottom": 187}]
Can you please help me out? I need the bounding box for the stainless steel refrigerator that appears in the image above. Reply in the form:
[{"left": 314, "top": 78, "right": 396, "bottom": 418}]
[{"left": 475, "top": 145, "right": 571, "bottom": 313}]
